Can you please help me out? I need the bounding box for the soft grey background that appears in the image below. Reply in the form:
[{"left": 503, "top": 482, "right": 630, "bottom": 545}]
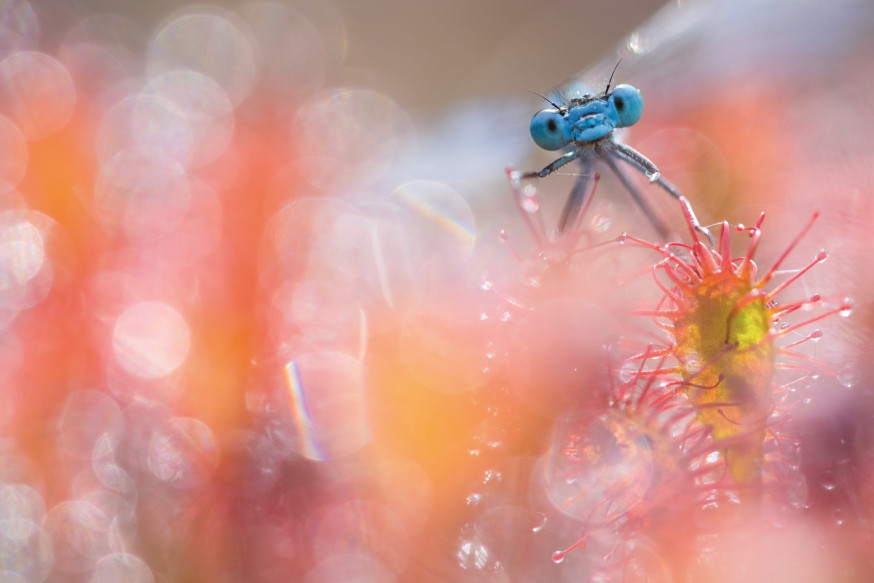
[{"left": 78, "top": 0, "right": 665, "bottom": 112}]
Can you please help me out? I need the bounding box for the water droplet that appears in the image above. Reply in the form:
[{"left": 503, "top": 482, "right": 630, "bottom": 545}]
[
  {"left": 479, "top": 312, "right": 488, "bottom": 321},
  {"left": 837, "top": 364, "right": 859, "bottom": 388},
  {"left": 833, "top": 507, "right": 847, "bottom": 526},
  {"left": 705, "top": 450, "right": 722, "bottom": 464},
  {"left": 786, "top": 473, "right": 810, "bottom": 509},
  {"left": 834, "top": 438, "right": 852, "bottom": 465},
  {"left": 810, "top": 329, "right": 823, "bottom": 342},
  {"left": 468, "top": 448, "right": 480, "bottom": 457},
  {"left": 840, "top": 299, "right": 853, "bottom": 317},
  {"left": 815, "top": 249, "right": 828, "bottom": 263},
  {"left": 617, "top": 233, "right": 627, "bottom": 245},
  {"left": 466, "top": 492, "right": 482, "bottom": 506},
  {"left": 551, "top": 550, "right": 566, "bottom": 564},
  {"left": 481, "top": 280, "right": 493, "bottom": 291},
  {"left": 767, "top": 411, "right": 786, "bottom": 427},
  {"left": 619, "top": 361, "right": 639, "bottom": 383},
  {"left": 498, "top": 229, "right": 509, "bottom": 241},
  {"left": 531, "top": 513, "right": 547, "bottom": 534},
  {"left": 482, "top": 469, "right": 502, "bottom": 484},
  {"left": 522, "top": 194, "right": 539, "bottom": 213},
  {"left": 486, "top": 439, "right": 503, "bottom": 450},
  {"left": 684, "top": 352, "right": 703, "bottom": 375},
  {"left": 820, "top": 471, "right": 837, "bottom": 491},
  {"left": 809, "top": 293, "right": 821, "bottom": 303}
]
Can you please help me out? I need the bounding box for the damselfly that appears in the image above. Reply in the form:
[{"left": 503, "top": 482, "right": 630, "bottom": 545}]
[{"left": 517, "top": 68, "right": 712, "bottom": 243}]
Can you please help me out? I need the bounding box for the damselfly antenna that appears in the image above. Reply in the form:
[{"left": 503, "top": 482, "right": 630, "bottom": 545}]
[
  {"left": 529, "top": 90, "right": 564, "bottom": 111},
  {"left": 604, "top": 59, "right": 623, "bottom": 97}
]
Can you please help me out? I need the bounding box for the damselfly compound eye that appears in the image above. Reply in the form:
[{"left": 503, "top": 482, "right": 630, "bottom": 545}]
[
  {"left": 530, "top": 108, "right": 572, "bottom": 151},
  {"left": 608, "top": 84, "right": 643, "bottom": 127}
]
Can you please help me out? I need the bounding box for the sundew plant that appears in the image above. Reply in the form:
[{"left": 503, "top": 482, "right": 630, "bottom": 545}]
[{"left": 482, "top": 173, "right": 855, "bottom": 579}]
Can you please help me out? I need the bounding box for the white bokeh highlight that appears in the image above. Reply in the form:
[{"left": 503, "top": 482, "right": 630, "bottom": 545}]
[{"left": 112, "top": 301, "right": 191, "bottom": 379}]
